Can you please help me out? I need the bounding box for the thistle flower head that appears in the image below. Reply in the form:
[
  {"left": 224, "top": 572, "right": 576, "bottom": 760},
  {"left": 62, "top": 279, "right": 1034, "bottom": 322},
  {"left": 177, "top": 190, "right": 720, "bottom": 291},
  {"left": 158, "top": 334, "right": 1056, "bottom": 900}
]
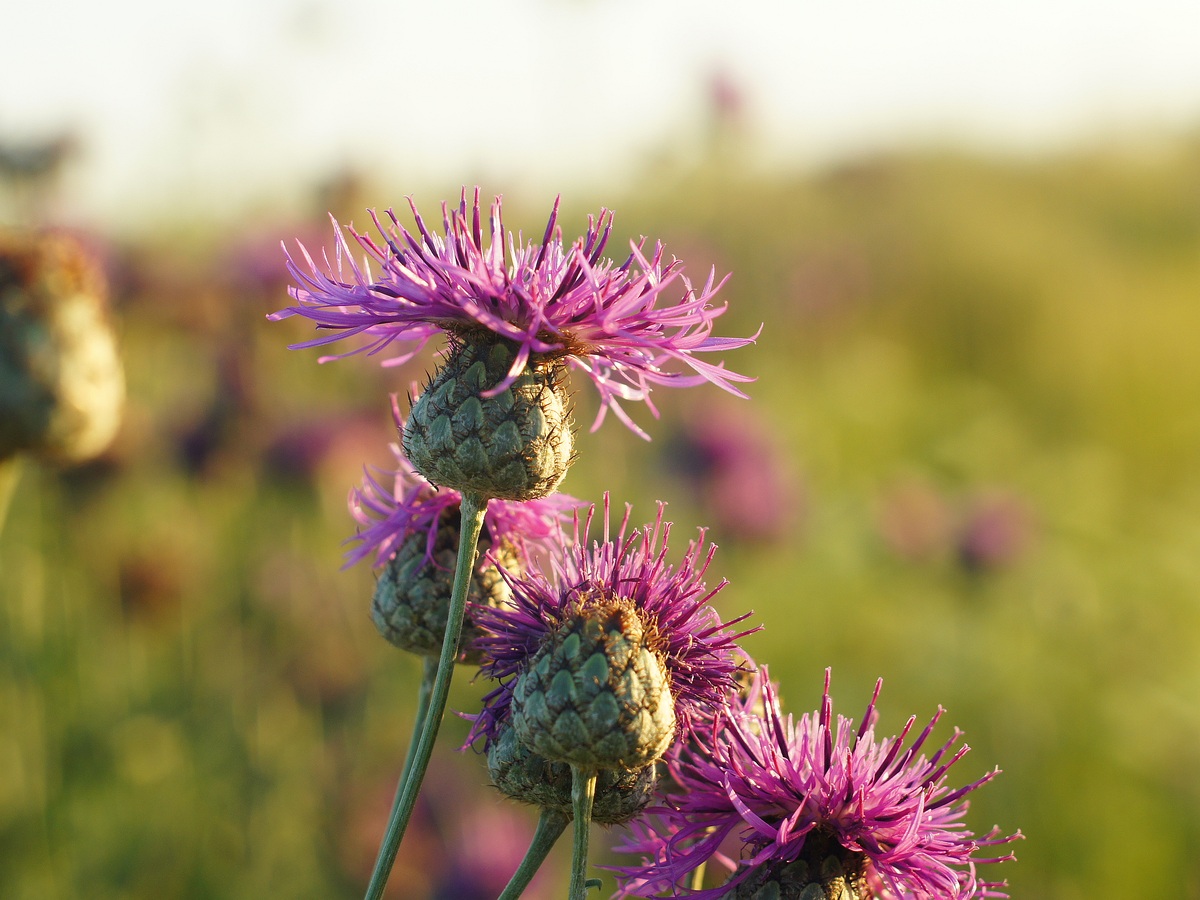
[
  {"left": 612, "top": 668, "right": 1021, "bottom": 899},
  {"left": 401, "top": 330, "right": 574, "bottom": 500},
  {"left": 468, "top": 497, "right": 756, "bottom": 762},
  {"left": 273, "top": 188, "right": 756, "bottom": 439},
  {"left": 1, "top": 228, "right": 124, "bottom": 463}
]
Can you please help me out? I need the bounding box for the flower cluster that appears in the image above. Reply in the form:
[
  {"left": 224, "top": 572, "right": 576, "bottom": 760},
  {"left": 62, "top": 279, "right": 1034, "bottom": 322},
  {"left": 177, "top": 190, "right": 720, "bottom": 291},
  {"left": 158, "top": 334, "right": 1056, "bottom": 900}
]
[
  {"left": 344, "top": 398, "right": 583, "bottom": 662},
  {"left": 276, "top": 187, "right": 1018, "bottom": 900}
]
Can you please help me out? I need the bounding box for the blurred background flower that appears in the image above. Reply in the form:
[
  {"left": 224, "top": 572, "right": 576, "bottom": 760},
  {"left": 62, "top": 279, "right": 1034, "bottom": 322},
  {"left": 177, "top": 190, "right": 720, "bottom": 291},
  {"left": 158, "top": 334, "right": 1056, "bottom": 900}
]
[{"left": 3, "top": 1, "right": 1200, "bottom": 897}]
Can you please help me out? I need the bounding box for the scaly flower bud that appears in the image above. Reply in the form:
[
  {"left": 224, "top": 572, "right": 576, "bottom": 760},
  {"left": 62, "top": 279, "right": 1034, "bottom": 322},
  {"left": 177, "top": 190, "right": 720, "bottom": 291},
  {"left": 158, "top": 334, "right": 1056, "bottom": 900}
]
[
  {"left": 403, "top": 333, "right": 572, "bottom": 501},
  {"left": 0, "top": 230, "right": 124, "bottom": 463},
  {"left": 510, "top": 592, "right": 676, "bottom": 770},
  {"left": 372, "top": 505, "right": 517, "bottom": 664},
  {"left": 727, "top": 831, "right": 867, "bottom": 900}
]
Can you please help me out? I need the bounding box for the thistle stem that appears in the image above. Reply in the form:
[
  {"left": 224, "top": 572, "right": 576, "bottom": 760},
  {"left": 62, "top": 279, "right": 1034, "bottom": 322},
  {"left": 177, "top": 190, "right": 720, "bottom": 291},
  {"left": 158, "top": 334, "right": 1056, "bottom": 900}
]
[
  {"left": 362, "top": 491, "right": 488, "bottom": 900},
  {"left": 568, "top": 766, "right": 598, "bottom": 900},
  {"left": 368, "top": 656, "right": 437, "bottom": 882},
  {"left": 497, "top": 808, "right": 569, "bottom": 900}
]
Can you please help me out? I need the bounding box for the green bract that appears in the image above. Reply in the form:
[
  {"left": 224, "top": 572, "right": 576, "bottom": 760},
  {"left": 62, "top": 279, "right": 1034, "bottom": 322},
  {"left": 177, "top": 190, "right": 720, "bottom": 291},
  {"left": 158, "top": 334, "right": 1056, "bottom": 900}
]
[
  {"left": 509, "top": 595, "right": 676, "bottom": 770},
  {"left": 403, "top": 335, "right": 572, "bottom": 501}
]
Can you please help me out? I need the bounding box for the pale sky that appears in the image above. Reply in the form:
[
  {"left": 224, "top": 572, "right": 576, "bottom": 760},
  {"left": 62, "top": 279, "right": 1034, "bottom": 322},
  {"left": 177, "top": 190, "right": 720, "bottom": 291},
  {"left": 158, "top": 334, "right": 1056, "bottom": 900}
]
[{"left": 4, "top": 0, "right": 1200, "bottom": 226}]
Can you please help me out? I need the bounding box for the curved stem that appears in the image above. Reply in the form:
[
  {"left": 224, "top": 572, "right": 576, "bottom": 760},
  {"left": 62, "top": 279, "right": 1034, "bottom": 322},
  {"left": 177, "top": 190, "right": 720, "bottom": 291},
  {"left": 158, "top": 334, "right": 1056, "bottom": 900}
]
[
  {"left": 497, "top": 809, "right": 569, "bottom": 900},
  {"left": 368, "top": 657, "right": 437, "bottom": 880},
  {"left": 568, "top": 766, "right": 598, "bottom": 900},
  {"left": 363, "top": 492, "right": 488, "bottom": 900}
]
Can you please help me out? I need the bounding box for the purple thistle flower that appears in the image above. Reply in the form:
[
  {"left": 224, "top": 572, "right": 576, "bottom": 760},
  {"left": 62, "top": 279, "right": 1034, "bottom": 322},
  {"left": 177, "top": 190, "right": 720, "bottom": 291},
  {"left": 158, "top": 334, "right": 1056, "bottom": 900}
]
[
  {"left": 612, "top": 668, "right": 1020, "bottom": 899},
  {"left": 467, "top": 496, "right": 757, "bottom": 752},
  {"left": 344, "top": 398, "right": 584, "bottom": 571},
  {"left": 272, "top": 188, "right": 757, "bottom": 439}
]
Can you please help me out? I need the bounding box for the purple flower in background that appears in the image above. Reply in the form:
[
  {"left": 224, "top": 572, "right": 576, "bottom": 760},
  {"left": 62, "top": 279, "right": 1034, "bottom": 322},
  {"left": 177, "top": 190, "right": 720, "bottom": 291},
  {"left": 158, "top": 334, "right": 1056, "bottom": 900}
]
[
  {"left": 957, "top": 490, "right": 1032, "bottom": 573},
  {"left": 612, "top": 668, "right": 1020, "bottom": 899},
  {"left": 664, "top": 402, "right": 800, "bottom": 545},
  {"left": 272, "top": 188, "right": 756, "bottom": 438},
  {"left": 468, "top": 497, "right": 756, "bottom": 753},
  {"left": 875, "top": 478, "right": 955, "bottom": 564}
]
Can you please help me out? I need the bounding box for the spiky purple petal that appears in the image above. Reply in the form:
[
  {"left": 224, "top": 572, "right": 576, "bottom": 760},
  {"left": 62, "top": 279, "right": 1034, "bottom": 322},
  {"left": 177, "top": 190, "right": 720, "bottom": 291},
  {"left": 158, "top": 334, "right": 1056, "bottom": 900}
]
[{"left": 272, "top": 188, "right": 757, "bottom": 438}]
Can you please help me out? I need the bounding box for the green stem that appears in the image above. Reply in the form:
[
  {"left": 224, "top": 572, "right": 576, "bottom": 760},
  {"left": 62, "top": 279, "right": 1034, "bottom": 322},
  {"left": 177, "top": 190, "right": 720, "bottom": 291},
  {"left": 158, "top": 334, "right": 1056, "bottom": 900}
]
[
  {"left": 0, "top": 457, "right": 21, "bottom": 537},
  {"left": 368, "top": 657, "right": 437, "bottom": 880},
  {"left": 497, "top": 808, "right": 569, "bottom": 900},
  {"left": 568, "top": 766, "right": 598, "bottom": 900},
  {"left": 362, "top": 492, "right": 488, "bottom": 900}
]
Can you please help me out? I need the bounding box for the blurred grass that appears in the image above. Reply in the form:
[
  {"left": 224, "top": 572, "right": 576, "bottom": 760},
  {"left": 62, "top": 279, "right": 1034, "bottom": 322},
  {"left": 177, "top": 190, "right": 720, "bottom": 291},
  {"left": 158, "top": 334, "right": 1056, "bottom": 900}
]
[{"left": 4, "top": 137, "right": 1200, "bottom": 897}]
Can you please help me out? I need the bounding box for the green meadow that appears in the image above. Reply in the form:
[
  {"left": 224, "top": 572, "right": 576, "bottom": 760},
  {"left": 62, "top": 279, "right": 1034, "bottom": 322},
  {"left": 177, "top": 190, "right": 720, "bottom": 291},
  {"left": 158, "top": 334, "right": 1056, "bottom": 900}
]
[{"left": 4, "top": 139, "right": 1200, "bottom": 898}]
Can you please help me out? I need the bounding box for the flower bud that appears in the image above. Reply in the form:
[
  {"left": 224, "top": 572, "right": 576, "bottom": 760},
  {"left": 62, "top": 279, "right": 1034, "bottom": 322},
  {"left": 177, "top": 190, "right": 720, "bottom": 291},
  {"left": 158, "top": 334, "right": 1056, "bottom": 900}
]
[
  {"left": 0, "top": 230, "right": 124, "bottom": 463},
  {"left": 510, "top": 593, "right": 676, "bottom": 770},
  {"left": 403, "top": 334, "right": 572, "bottom": 501},
  {"left": 372, "top": 507, "right": 517, "bottom": 664},
  {"left": 486, "top": 722, "right": 656, "bottom": 825}
]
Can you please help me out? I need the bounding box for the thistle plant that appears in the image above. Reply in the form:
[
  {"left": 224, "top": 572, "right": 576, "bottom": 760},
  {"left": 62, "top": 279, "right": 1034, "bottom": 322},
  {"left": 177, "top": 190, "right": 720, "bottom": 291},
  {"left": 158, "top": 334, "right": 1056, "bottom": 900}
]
[
  {"left": 469, "top": 498, "right": 757, "bottom": 899},
  {"left": 274, "top": 186, "right": 1018, "bottom": 899},
  {"left": 274, "top": 188, "right": 756, "bottom": 899}
]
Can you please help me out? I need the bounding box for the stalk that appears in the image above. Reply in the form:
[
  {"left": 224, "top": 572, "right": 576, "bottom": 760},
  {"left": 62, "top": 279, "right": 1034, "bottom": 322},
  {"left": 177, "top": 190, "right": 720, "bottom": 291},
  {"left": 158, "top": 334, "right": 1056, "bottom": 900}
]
[
  {"left": 367, "top": 656, "right": 437, "bottom": 880},
  {"left": 497, "top": 808, "right": 569, "bottom": 900},
  {"left": 363, "top": 492, "right": 488, "bottom": 900},
  {"left": 567, "top": 766, "right": 598, "bottom": 900},
  {"left": 0, "top": 458, "right": 21, "bottom": 536}
]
